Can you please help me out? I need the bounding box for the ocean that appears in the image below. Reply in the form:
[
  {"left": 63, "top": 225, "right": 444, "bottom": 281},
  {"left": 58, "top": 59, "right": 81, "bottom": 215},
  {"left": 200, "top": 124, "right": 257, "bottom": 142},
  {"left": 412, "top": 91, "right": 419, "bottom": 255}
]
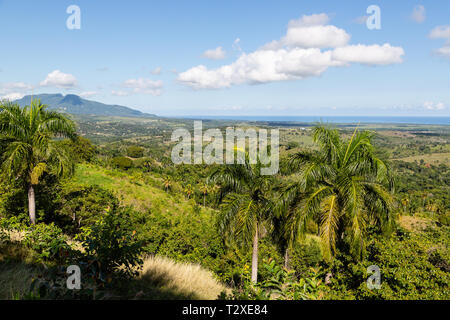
[{"left": 182, "top": 116, "right": 450, "bottom": 125}]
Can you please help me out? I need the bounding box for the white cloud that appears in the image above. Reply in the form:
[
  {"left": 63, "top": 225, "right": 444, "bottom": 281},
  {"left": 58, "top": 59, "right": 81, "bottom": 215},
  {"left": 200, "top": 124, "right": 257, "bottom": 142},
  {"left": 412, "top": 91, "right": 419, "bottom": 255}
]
[
  {"left": 411, "top": 5, "right": 426, "bottom": 23},
  {"left": 2, "top": 82, "right": 34, "bottom": 91},
  {"left": 429, "top": 25, "right": 450, "bottom": 59},
  {"left": 332, "top": 44, "right": 405, "bottom": 65},
  {"left": 178, "top": 14, "right": 404, "bottom": 89},
  {"left": 40, "top": 70, "right": 77, "bottom": 88},
  {"left": 111, "top": 90, "right": 130, "bottom": 97},
  {"left": 435, "top": 46, "right": 450, "bottom": 58},
  {"left": 79, "top": 91, "right": 97, "bottom": 98},
  {"left": 0, "top": 92, "right": 25, "bottom": 101},
  {"left": 423, "top": 101, "right": 446, "bottom": 111},
  {"left": 263, "top": 15, "right": 350, "bottom": 50},
  {"left": 202, "top": 47, "right": 226, "bottom": 60},
  {"left": 429, "top": 25, "right": 450, "bottom": 39},
  {"left": 288, "top": 13, "right": 330, "bottom": 27},
  {"left": 122, "top": 78, "right": 163, "bottom": 96},
  {"left": 151, "top": 67, "right": 162, "bottom": 75},
  {"left": 0, "top": 82, "right": 34, "bottom": 101}
]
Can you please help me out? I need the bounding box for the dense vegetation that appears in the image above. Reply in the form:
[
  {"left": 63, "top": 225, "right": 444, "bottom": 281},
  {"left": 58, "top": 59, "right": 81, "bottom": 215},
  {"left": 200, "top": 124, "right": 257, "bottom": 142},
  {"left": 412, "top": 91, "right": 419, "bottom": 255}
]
[{"left": 0, "top": 100, "right": 448, "bottom": 300}]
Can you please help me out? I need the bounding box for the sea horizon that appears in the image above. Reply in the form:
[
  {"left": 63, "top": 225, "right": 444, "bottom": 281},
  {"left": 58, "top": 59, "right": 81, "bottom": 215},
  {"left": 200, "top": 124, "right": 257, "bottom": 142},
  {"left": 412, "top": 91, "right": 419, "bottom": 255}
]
[{"left": 175, "top": 115, "right": 450, "bottom": 125}]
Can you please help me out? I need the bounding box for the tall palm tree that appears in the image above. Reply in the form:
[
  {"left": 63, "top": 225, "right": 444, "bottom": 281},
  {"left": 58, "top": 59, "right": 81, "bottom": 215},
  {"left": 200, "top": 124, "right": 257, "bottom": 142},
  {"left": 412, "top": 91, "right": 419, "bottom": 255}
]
[
  {"left": 285, "top": 125, "right": 395, "bottom": 261},
  {"left": 199, "top": 183, "right": 209, "bottom": 207},
  {"left": 0, "top": 100, "right": 76, "bottom": 224},
  {"left": 163, "top": 176, "right": 172, "bottom": 192},
  {"left": 208, "top": 154, "right": 273, "bottom": 283},
  {"left": 184, "top": 183, "right": 194, "bottom": 199}
]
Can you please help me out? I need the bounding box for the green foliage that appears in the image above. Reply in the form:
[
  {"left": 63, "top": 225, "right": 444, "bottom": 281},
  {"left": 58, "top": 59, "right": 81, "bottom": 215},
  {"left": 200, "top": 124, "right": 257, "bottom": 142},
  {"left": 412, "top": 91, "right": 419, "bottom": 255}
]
[
  {"left": 23, "top": 223, "right": 72, "bottom": 263},
  {"left": 58, "top": 136, "right": 97, "bottom": 163},
  {"left": 111, "top": 156, "right": 133, "bottom": 170},
  {"left": 284, "top": 125, "right": 395, "bottom": 261},
  {"left": 324, "top": 226, "right": 450, "bottom": 300},
  {"left": 221, "top": 259, "right": 326, "bottom": 300},
  {"left": 127, "top": 146, "right": 145, "bottom": 158},
  {"left": 76, "top": 205, "right": 144, "bottom": 279},
  {"left": 53, "top": 183, "right": 119, "bottom": 235}
]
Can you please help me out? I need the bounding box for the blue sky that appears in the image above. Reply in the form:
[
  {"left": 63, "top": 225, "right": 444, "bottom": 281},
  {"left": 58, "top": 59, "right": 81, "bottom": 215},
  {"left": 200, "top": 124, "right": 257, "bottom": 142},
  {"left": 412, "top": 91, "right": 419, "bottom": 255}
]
[{"left": 0, "top": 0, "right": 449, "bottom": 116}]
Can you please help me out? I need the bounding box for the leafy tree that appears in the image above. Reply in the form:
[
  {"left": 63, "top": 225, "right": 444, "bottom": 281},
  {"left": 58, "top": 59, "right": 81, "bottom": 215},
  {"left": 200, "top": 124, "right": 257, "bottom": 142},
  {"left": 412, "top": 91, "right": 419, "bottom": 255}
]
[
  {"left": 285, "top": 125, "right": 395, "bottom": 261},
  {"left": 111, "top": 156, "right": 133, "bottom": 170},
  {"left": 58, "top": 136, "right": 97, "bottom": 163},
  {"left": 0, "top": 100, "right": 76, "bottom": 224},
  {"left": 127, "top": 146, "right": 144, "bottom": 158},
  {"left": 209, "top": 154, "right": 273, "bottom": 283}
]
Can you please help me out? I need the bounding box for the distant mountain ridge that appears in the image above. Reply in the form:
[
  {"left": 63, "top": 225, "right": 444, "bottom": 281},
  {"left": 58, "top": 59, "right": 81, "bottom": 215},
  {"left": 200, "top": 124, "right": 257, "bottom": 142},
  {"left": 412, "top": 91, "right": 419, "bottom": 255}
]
[{"left": 14, "top": 94, "right": 156, "bottom": 118}]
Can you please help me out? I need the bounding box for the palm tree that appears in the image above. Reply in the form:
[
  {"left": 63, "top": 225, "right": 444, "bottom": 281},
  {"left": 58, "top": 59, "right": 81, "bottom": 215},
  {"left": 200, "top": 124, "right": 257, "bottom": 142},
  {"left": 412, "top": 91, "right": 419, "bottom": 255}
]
[
  {"left": 184, "top": 184, "right": 194, "bottom": 199},
  {"left": 208, "top": 154, "right": 273, "bottom": 283},
  {"left": 272, "top": 181, "right": 305, "bottom": 269},
  {"left": 285, "top": 125, "right": 395, "bottom": 261},
  {"left": 199, "top": 183, "right": 209, "bottom": 207},
  {"left": 0, "top": 100, "right": 76, "bottom": 224},
  {"left": 163, "top": 176, "right": 172, "bottom": 192}
]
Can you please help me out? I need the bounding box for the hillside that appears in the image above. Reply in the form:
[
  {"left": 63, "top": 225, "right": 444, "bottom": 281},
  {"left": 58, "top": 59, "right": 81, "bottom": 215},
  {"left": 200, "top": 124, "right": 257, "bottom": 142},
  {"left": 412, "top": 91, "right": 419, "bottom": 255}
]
[{"left": 14, "top": 94, "right": 156, "bottom": 118}]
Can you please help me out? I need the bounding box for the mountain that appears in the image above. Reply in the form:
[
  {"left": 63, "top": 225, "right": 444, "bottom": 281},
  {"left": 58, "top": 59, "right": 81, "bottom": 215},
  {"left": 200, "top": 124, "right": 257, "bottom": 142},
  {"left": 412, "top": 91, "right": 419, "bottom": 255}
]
[{"left": 14, "top": 94, "right": 156, "bottom": 118}]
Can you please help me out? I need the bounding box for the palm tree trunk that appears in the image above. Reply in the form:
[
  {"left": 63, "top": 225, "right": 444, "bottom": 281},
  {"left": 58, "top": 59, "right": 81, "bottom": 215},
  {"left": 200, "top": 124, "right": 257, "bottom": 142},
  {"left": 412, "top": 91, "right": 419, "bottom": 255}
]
[
  {"left": 284, "top": 248, "right": 290, "bottom": 270},
  {"left": 251, "top": 222, "right": 259, "bottom": 284},
  {"left": 28, "top": 185, "right": 36, "bottom": 225}
]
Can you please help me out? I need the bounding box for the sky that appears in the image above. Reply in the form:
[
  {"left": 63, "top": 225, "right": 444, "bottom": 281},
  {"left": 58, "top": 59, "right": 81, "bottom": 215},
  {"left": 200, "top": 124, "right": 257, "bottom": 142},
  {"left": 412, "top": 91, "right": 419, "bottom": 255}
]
[{"left": 0, "top": 0, "right": 449, "bottom": 117}]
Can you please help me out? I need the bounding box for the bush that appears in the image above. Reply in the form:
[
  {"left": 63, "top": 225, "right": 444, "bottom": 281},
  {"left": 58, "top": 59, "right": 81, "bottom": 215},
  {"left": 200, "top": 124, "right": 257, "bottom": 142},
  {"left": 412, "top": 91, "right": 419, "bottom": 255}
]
[
  {"left": 76, "top": 205, "right": 144, "bottom": 280},
  {"left": 111, "top": 156, "right": 133, "bottom": 170},
  {"left": 23, "top": 223, "right": 72, "bottom": 263},
  {"left": 323, "top": 226, "right": 450, "bottom": 300},
  {"left": 127, "top": 146, "right": 144, "bottom": 158},
  {"left": 54, "top": 183, "right": 119, "bottom": 235}
]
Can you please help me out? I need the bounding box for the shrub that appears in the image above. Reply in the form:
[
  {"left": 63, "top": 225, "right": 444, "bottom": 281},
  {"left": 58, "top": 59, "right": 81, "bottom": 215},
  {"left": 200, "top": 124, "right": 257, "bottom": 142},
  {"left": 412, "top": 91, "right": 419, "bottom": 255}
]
[
  {"left": 23, "top": 223, "right": 72, "bottom": 263},
  {"left": 127, "top": 146, "right": 144, "bottom": 158},
  {"left": 111, "top": 156, "right": 133, "bottom": 170},
  {"left": 54, "top": 183, "right": 119, "bottom": 235},
  {"left": 76, "top": 206, "right": 144, "bottom": 280}
]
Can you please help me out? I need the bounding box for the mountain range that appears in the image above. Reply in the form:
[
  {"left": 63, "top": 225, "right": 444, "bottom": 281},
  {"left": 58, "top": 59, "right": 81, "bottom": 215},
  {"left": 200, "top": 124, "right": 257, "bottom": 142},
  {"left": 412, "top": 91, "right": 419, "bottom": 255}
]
[{"left": 14, "top": 94, "right": 156, "bottom": 118}]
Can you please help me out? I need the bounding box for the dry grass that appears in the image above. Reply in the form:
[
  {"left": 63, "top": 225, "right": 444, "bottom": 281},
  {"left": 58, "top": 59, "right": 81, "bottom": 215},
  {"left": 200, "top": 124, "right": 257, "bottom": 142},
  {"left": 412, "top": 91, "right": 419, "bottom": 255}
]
[
  {"left": 393, "top": 152, "right": 450, "bottom": 166},
  {"left": 0, "top": 242, "right": 42, "bottom": 300},
  {"left": 398, "top": 215, "right": 432, "bottom": 232},
  {"left": 136, "top": 255, "right": 229, "bottom": 300}
]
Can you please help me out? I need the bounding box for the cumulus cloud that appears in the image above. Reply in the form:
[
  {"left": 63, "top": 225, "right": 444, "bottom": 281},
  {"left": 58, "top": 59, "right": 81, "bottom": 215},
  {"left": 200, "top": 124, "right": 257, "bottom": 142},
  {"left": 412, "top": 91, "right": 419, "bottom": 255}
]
[
  {"left": 435, "top": 46, "right": 450, "bottom": 58},
  {"left": 423, "top": 101, "right": 446, "bottom": 111},
  {"left": 332, "top": 44, "right": 405, "bottom": 65},
  {"left": 40, "top": 70, "right": 77, "bottom": 88},
  {"left": 429, "top": 25, "right": 450, "bottom": 39},
  {"left": 411, "top": 5, "right": 426, "bottom": 23},
  {"left": 0, "top": 92, "right": 25, "bottom": 101},
  {"left": 429, "top": 25, "right": 450, "bottom": 59},
  {"left": 122, "top": 78, "right": 163, "bottom": 96},
  {"left": 263, "top": 14, "right": 350, "bottom": 50},
  {"left": 202, "top": 47, "right": 226, "bottom": 60},
  {"left": 0, "top": 82, "right": 34, "bottom": 101},
  {"left": 178, "top": 14, "right": 404, "bottom": 89}
]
